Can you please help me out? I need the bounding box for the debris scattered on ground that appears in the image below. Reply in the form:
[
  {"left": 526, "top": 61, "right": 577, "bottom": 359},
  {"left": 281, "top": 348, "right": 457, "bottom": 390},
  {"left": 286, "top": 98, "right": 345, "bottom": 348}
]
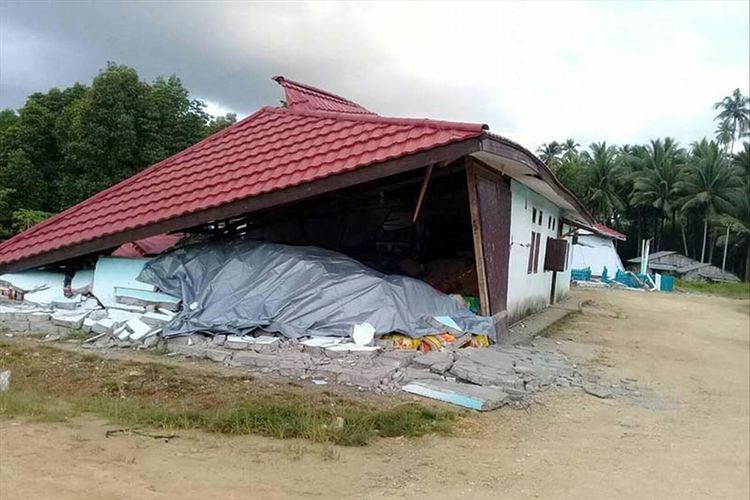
[
  {"left": 105, "top": 428, "right": 177, "bottom": 441},
  {"left": 0, "top": 245, "right": 632, "bottom": 411},
  {"left": 403, "top": 379, "right": 508, "bottom": 411}
]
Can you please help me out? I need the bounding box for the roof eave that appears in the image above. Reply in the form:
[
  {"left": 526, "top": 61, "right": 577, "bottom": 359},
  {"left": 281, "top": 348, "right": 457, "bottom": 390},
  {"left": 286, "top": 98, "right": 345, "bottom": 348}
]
[
  {"left": 0, "top": 136, "right": 482, "bottom": 274},
  {"left": 478, "top": 133, "right": 595, "bottom": 226}
]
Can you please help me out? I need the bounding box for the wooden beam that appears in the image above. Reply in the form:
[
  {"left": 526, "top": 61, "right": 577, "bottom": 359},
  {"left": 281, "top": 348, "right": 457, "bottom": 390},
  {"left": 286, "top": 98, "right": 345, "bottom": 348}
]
[
  {"left": 465, "top": 158, "right": 490, "bottom": 316},
  {"left": 411, "top": 164, "right": 434, "bottom": 224},
  {"left": 1, "top": 137, "right": 481, "bottom": 273}
]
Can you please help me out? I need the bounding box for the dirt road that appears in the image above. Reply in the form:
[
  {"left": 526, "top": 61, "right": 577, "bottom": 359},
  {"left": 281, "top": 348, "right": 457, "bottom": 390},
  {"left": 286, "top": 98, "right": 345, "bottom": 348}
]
[{"left": 1, "top": 288, "right": 748, "bottom": 499}]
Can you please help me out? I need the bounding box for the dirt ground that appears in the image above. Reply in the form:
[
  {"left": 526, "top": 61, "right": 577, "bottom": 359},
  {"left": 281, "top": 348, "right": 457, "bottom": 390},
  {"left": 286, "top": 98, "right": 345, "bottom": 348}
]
[{"left": 1, "top": 288, "right": 748, "bottom": 499}]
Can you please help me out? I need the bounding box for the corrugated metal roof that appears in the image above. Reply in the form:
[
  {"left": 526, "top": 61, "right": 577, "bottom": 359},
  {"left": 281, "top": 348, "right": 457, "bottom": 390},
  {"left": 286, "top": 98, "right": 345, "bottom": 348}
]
[
  {"left": 626, "top": 251, "right": 677, "bottom": 263},
  {"left": 0, "top": 78, "right": 485, "bottom": 269}
]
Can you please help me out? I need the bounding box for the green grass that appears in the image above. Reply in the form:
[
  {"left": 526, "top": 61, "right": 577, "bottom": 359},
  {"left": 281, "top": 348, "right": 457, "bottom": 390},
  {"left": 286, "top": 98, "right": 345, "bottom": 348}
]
[
  {"left": 0, "top": 342, "right": 455, "bottom": 446},
  {"left": 675, "top": 279, "right": 750, "bottom": 300},
  {"left": 0, "top": 388, "right": 453, "bottom": 446},
  {"left": 64, "top": 330, "right": 91, "bottom": 341}
]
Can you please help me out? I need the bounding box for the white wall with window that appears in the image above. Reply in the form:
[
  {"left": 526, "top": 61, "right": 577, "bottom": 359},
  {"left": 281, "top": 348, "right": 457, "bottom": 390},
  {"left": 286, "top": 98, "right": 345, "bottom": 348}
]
[{"left": 506, "top": 180, "right": 571, "bottom": 323}]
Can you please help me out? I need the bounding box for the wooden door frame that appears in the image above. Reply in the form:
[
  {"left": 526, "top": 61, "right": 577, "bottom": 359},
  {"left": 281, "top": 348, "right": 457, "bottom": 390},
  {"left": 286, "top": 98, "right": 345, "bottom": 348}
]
[{"left": 465, "top": 157, "right": 512, "bottom": 326}]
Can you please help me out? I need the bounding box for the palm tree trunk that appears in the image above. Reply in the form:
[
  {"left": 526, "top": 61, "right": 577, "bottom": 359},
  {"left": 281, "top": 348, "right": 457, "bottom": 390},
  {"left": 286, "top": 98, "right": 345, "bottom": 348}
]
[
  {"left": 636, "top": 208, "right": 642, "bottom": 256},
  {"left": 700, "top": 212, "right": 708, "bottom": 263},
  {"left": 721, "top": 225, "right": 730, "bottom": 271},
  {"left": 681, "top": 221, "right": 689, "bottom": 257}
]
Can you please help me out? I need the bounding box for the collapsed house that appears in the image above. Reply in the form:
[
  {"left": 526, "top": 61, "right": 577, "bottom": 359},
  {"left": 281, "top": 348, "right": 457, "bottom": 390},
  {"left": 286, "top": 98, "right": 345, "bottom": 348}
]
[
  {"left": 0, "top": 77, "right": 594, "bottom": 332},
  {"left": 626, "top": 251, "right": 741, "bottom": 282},
  {"left": 0, "top": 77, "right": 606, "bottom": 408},
  {"left": 570, "top": 223, "right": 626, "bottom": 278}
]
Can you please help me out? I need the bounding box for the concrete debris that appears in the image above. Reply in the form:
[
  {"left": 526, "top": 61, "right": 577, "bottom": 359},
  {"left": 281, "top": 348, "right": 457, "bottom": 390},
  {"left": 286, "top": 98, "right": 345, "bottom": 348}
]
[
  {"left": 582, "top": 382, "right": 613, "bottom": 399},
  {"left": 114, "top": 287, "right": 180, "bottom": 311},
  {"left": 403, "top": 379, "right": 508, "bottom": 411},
  {"left": 91, "top": 257, "right": 156, "bottom": 310},
  {"left": 0, "top": 259, "right": 629, "bottom": 410},
  {"left": 70, "top": 270, "right": 95, "bottom": 295},
  {"left": 412, "top": 350, "right": 454, "bottom": 374}
]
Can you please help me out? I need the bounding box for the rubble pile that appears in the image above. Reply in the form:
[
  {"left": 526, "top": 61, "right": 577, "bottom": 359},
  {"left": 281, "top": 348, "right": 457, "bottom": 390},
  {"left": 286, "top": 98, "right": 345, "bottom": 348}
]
[{"left": 1, "top": 243, "right": 628, "bottom": 411}]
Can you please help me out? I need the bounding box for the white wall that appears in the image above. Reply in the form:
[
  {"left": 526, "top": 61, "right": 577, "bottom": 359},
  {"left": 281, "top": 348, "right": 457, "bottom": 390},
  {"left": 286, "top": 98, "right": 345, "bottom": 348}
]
[
  {"left": 571, "top": 233, "right": 624, "bottom": 276},
  {"left": 506, "top": 180, "right": 571, "bottom": 323}
]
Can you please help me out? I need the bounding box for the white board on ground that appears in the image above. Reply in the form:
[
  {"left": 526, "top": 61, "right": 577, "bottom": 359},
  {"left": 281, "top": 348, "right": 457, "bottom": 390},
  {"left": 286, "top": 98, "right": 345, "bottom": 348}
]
[{"left": 91, "top": 257, "right": 154, "bottom": 309}]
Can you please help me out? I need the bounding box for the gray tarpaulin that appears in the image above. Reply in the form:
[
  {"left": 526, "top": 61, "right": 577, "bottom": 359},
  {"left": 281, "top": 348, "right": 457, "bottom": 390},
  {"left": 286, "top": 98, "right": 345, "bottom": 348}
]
[{"left": 137, "top": 240, "right": 496, "bottom": 340}]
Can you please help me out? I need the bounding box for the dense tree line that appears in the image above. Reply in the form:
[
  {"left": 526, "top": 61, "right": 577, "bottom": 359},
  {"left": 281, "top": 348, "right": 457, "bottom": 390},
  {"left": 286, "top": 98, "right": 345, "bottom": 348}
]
[
  {"left": 0, "top": 62, "right": 236, "bottom": 239},
  {"left": 538, "top": 89, "right": 750, "bottom": 281}
]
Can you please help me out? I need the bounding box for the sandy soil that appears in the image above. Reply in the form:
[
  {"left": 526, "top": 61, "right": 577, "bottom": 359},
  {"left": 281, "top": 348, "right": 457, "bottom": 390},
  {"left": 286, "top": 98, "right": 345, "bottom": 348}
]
[{"left": 1, "top": 288, "right": 748, "bottom": 499}]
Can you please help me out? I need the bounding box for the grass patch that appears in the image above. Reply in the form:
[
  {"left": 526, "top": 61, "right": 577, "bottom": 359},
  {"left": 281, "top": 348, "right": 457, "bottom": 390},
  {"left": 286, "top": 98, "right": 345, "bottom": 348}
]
[
  {"left": 64, "top": 330, "right": 92, "bottom": 341},
  {"left": 0, "top": 341, "right": 454, "bottom": 445},
  {"left": 675, "top": 279, "right": 749, "bottom": 300}
]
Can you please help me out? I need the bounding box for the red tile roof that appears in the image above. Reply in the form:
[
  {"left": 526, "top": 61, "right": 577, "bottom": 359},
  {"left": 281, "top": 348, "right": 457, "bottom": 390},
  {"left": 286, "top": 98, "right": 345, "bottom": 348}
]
[
  {"left": 593, "top": 223, "right": 626, "bottom": 241},
  {"left": 0, "top": 78, "right": 485, "bottom": 270},
  {"left": 111, "top": 233, "right": 184, "bottom": 257},
  {"left": 274, "top": 76, "right": 376, "bottom": 115}
]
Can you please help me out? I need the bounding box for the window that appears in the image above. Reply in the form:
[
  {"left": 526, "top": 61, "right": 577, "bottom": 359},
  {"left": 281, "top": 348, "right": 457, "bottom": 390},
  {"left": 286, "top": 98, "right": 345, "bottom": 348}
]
[
  {"left": 533, "top": 233, "right": 542, "bottom": 273},
  {"left": 527, "top": 231, "right": 536, "bottom": 274},
  {"left": 538, "top": 210, "right": 543, "bottom": 225},
  {"left": 532, "top": 208, "right": 537, "bottom": 224}
]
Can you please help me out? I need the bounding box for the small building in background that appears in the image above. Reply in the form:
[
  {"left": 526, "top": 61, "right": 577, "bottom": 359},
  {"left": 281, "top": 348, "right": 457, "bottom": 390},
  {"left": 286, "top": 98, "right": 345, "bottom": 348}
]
[
  {"left": 625, "top": 251, "right": 741, "bottom": 283},
  {"left": 570, "top": 223, "right": 626, "bottom": 278}
]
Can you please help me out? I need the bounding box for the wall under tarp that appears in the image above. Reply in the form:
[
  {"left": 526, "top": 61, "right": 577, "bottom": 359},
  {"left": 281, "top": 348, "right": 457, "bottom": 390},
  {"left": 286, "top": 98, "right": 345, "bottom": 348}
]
[{"left": 571, "top": 234, "right": 623, "bottom": 277}]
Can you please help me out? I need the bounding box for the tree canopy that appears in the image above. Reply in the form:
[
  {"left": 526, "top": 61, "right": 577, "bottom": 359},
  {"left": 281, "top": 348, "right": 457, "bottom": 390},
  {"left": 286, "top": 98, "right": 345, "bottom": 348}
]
[
  {"left": 0, "top": 62, "right": 236, "bottom": 239},
  {"left": 539, "top": 88, "right": 750, "bottom": 280}
]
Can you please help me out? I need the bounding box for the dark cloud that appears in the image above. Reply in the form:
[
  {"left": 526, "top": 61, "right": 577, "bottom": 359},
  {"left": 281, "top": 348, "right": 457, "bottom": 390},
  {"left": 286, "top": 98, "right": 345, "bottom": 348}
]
[{"left": 1, "top": 1, "right": 747, "bottom": 146}]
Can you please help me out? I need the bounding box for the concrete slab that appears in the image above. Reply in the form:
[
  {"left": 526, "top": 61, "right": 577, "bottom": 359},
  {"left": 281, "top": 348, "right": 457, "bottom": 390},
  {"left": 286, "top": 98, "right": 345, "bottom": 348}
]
[
  {"left": 403, "top": 379, "right": 508, "bottom": 411},
  {"left": 91, "top": 257, "right": 154, "bottom": 309}
]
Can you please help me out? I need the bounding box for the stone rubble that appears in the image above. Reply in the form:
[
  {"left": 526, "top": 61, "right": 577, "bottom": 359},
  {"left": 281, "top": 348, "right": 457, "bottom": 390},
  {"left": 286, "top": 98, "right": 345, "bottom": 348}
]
[{"left": 1, "top": 300, "right": 634, "bottom": 408}]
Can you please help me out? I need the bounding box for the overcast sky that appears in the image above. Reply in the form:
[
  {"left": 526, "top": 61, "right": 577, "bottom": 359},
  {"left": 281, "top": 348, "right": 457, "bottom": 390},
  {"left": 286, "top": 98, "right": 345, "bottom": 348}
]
[{"left": 1, "top": 1, "right": 748, "bottom": 149}]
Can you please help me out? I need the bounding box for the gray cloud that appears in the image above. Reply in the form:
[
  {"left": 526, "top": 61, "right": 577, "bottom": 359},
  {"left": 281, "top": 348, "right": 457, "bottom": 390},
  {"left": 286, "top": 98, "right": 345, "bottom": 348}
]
[{"left": 1, "top": 1, "right": 748, "bottom": 147}]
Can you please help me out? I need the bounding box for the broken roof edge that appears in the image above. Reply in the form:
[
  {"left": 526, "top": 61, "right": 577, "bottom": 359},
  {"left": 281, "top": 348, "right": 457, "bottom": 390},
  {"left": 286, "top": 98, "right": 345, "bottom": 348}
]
[
  {"left": 273, "top": 76, "right": 376, "bottom": 115},
  {"left": 0, "top": 136, "right": 483, "bottom": 274},
  {"left": 479, "top": 133, "right": 595, "bottom": 227}
]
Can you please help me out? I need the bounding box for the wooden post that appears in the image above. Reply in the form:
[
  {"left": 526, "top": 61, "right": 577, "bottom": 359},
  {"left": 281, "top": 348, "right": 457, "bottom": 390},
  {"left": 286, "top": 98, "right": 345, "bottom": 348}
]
[
  {"left": 412, "top": 164, "right": 434, "bottom": 224},
  {"left": 722, "top": 225, "right": 730, "bottom": 271},
  {"left": 466, "top": 159, "right": 490, "bottom": 316}
]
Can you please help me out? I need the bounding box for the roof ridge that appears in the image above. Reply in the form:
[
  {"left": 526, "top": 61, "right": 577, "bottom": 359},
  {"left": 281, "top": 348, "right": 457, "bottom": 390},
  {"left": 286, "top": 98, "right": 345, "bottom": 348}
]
[
  {"left": 268, "top": 106, "right": 487, "bottom": 133},
  {"left": 272, "top": 76, "right": 362, "bottom": 107},
  {"left": 273, "top": 76, "right": 377, "bottom": 115}
]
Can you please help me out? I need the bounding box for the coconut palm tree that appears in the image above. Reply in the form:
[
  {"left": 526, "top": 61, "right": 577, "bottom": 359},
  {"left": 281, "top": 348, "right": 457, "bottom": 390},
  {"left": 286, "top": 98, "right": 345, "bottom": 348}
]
[
  {"left": 714, "top": 89, "right": 750, "bottom": 153},
  {"left": 561, "top": 139, "right": 580, "bottom": 160},
  {"left": 715, "top": 120, "right": 735, "bottom": 154},
  {"left": 582, "top": 142, "right": 624, "bottom": 222},
  {"left": 537, "top": 141, "right": 563, "bottom": 170},
  {"left": 630, "top": 138, "right": 686, "bottom": 249},
  {"left": 676, "top": 139, "right": 742, "bottom": 263}
]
